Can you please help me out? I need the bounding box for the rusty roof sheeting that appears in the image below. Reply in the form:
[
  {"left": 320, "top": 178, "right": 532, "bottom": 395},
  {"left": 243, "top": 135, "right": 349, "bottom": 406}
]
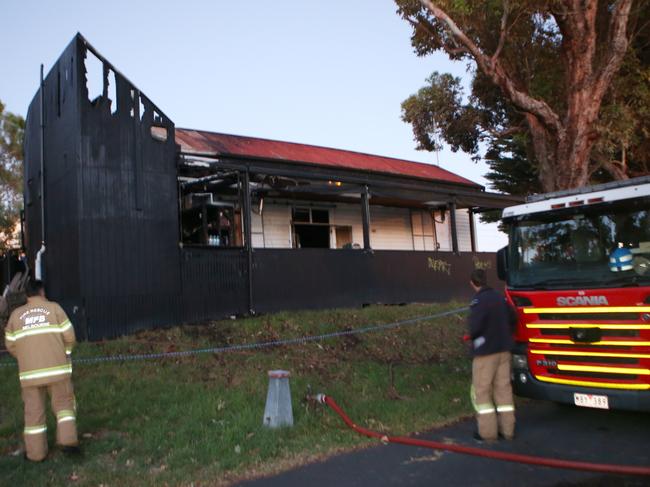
[{"left": 175, "top": 128, "right": 481, "bottom": 188}]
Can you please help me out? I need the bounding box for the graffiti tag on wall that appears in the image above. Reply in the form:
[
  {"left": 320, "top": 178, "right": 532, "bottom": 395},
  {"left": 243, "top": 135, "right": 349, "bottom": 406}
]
[
  {"left": 427, "top": 258, "right": 451, "bottom": 275},
  {"left": 472, "top": 256, "right": 492, "bottom": 270}
]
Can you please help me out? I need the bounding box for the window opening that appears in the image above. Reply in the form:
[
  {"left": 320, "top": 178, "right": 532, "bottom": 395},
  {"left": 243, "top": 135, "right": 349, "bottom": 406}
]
[
  {"left": 84, "top": 49, "right": 103, "bottom": 104},
  {"left": 129, "top": 89, "right": 135, "bottom": 118},
  {"left": 139, "top": 94, "right": 146, "bottom": 121},
  {"left": 151, "top": 126, "right": 168, "bottom": 142},
  {"left": 107, "top": 69, "right": 117, "bottom": 115},
  {"left": 292, "top": 207, "right": 330, "bottom": 248},
  {"left": 411, "top": 210, "right": 437, "bottom": 250}
]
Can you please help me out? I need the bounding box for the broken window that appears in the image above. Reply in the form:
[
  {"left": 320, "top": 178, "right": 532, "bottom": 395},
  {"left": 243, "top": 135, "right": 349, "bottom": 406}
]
[
  {"left": 178, "top": 166, "right": 243, "bottom": 248},
  {"left": 292, "top": 207, "right": 330, "bottom": 249}
]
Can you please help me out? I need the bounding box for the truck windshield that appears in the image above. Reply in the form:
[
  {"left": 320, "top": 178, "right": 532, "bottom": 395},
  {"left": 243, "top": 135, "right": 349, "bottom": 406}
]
[{"left": 508, "top": 198, "right": 650, "bottom": 289}]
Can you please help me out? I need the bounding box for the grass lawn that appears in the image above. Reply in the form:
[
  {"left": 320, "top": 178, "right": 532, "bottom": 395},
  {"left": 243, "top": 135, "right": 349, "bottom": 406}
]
[{"left": 0, "top": 302, "right": 473, "bottom": 486}]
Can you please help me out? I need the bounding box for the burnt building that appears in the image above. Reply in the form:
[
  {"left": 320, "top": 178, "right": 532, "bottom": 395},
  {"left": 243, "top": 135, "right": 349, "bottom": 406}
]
[{"left": 21, "top": 34, "right": 520, "bottom": 340}]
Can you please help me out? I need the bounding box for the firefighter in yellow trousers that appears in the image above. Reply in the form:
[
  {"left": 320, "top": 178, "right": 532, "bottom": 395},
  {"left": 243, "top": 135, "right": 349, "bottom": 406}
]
[
  {"left": 5, "top": 280, "right": 80, "bottom": 461},
  {"left": 467, "top": 269, "right": 516, "bottom": 442}
]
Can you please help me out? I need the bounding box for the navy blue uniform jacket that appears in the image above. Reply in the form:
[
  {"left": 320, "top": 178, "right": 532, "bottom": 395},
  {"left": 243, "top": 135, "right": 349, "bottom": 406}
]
[{"left": 468, "top": 286, "right": 515, "bottom": 357}]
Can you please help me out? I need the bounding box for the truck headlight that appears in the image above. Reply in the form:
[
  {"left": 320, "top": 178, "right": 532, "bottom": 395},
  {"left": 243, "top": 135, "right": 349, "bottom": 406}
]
[{"left": 512, "top": 354, "right": 528, "bottom": 370}]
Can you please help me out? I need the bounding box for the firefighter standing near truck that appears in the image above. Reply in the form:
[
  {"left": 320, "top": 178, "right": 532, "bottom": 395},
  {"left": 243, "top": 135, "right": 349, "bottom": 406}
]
[
  {"left": 4, "top": 280, "right": 80, "bottom": 461},
  {"left": 467, "top": 269, "right": 516, "bottom": 442}
]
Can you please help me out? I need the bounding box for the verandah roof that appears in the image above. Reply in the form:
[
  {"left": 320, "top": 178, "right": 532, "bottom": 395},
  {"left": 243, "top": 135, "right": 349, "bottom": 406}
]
[
  {"left": 174, "top": 128, "right": 522, "bottom": 211},
  {"left": 175, "top": 128, "right": 481, "bottom": 188}
]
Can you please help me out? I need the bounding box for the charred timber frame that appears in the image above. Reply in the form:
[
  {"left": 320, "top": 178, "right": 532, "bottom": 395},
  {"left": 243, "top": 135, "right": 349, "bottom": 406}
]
[
  {"left": 361, "top": 185, "right": 371, "bottom": 251},
  {"left": 449, "top": 200, "right": 459, "bottom": 254},
  {"left": 242, "top": 170, "right": 254, "bottom": 314}
]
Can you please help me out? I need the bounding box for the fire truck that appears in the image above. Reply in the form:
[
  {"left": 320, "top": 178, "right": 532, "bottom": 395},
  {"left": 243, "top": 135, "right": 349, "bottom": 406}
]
[{"left": 497, "top": 176, "right": 650, "bottom": 411}]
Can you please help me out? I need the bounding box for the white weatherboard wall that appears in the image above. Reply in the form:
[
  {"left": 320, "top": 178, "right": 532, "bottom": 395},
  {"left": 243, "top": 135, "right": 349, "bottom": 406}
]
[
  {"left": 251, "top": 209, "right": 265, "bottom": 247},
  {"left": 368, "top": 206, "right": 413, "bottom": 250},
  {"left": 251, "top": 200, "right": 474, "bottom": 251},
  {"left": 259, "top": 203, "right": 292, "bottom": 248}
]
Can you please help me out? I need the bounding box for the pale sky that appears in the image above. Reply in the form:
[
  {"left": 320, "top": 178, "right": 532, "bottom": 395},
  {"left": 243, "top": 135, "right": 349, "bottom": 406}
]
[{"left": 1, "top": 0, "right": 508, "bottom": 250}]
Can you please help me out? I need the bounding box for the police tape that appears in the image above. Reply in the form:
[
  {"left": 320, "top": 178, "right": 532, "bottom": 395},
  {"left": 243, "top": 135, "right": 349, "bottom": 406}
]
[{"left": 0, "top": 307, "right": 469, "bottom": 368}]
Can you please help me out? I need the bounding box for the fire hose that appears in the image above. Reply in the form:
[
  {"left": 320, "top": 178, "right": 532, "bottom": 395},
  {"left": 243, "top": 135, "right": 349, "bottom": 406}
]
[{"left": 310, "top": 394, "right": 650, "bottom": 477}]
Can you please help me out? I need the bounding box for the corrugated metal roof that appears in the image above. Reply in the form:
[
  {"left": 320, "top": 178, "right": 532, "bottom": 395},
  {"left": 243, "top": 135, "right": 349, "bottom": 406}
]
[{"left": 175, "top": 128, "right": 481, "bottom": 188}]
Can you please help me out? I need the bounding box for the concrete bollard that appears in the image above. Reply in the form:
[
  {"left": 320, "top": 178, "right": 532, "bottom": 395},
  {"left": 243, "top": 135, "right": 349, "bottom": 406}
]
[{"left": 263, "top": 370, "right": 294, "bottom": 428}]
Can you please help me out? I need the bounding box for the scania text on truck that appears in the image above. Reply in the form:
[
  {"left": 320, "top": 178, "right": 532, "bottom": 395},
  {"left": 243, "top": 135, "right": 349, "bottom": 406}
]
[{"left": 497, "top": 176, "right": 650, "bottom": 411}]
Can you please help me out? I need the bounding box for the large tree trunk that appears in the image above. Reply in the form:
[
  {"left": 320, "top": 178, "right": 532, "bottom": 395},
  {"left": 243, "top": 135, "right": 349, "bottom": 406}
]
[
  {"left": 417, "top": 0, "right": 634, "bottom": 193},
  {"left": 525, "top": 115, "right": 557, "bottom": 192}
]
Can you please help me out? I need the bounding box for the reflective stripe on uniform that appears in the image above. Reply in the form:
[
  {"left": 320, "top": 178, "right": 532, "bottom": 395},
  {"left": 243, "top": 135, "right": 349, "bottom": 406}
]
[
  {"left": 5, "top": 320, "right": 72, "bottom": 341},
  {"left": 470, "top": 384, "right": 496, "bottom": 415},
  {"left": 24, "top": 424, "right": 47, "bottom": 435},
  {"left": 57, "top": 409, "right": 76, "bottom": 423},
  {"left": 19, "top": 364, "right": 72, "bottom": 382},
  {"left": 65, "top": 346, "right": 73, "bottom": 356},
  {"left": 496, "top": 405, "right": 515, "bottom": 413},
  {"left": 476, "top": 405, "right": 496, "bottom": 415}
]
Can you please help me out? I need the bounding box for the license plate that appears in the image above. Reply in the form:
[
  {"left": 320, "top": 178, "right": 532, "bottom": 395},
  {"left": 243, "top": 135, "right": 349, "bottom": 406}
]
[{"left": 573, "top": 392, "right": 609, "bottom": 409}]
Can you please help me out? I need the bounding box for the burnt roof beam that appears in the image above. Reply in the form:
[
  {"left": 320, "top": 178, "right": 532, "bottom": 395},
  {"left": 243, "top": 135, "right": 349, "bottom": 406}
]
[
  {"left": 181, "top": 173, "right": 239, "bottom": 192},
  {"left": 180, "top": 153, "right": 522, "bottom": 210}
]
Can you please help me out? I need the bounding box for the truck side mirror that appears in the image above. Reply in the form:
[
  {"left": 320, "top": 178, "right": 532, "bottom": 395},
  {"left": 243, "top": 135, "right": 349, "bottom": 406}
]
[{"left": 497, "top": 246, "right": 508, "bottom": 281}]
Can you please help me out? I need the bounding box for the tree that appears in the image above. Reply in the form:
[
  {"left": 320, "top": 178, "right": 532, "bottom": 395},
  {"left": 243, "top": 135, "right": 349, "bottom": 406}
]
[
  {"left": 590, "top": 18, "right": 650, "bottom": 182},
  {"left": 0, "top": 100, "right": 25, "bottom": 252},
  {"left": 396, "top": 0, "right": 642, "bottom": 192}
]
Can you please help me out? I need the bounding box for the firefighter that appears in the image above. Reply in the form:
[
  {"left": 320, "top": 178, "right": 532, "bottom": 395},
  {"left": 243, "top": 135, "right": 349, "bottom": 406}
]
[
  {"left": 4, "top": 280, "right": 79, "bottom": 461},
  {"left": 467, "top": 269, "right": 516, "bottom": 442}
]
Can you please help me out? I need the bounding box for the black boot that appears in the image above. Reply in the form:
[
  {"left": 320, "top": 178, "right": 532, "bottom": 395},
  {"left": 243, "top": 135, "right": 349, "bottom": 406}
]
[{"left": 61, "top": 445, "right": 82, "bottom": 457}]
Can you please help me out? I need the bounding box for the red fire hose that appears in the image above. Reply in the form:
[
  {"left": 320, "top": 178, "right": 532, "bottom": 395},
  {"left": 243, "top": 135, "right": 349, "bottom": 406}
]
[{"left": 313, "top": 394, "right": 650, "bottom": 477}]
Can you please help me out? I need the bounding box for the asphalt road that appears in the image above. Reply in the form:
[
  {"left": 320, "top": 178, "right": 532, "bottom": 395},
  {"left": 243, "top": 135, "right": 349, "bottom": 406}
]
[{"left": 238, "top": 400, "right": 650, "bottom": 487}]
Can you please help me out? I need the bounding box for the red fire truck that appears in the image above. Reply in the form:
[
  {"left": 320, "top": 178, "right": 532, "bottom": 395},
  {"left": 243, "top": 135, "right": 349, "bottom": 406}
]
[{"left": 497, "top": 176, "right": 650, "bottom": 411}]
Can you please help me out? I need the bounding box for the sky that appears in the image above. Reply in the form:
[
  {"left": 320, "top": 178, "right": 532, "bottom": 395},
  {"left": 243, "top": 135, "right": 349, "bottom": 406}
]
[{"left": 1, "top": 0, "right": 507, "bottom": 250}]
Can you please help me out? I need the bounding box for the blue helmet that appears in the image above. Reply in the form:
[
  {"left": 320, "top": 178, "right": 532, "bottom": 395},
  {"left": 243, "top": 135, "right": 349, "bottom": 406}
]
[{"left": 609, "top": 247, "right": 633, "bottom": 272}]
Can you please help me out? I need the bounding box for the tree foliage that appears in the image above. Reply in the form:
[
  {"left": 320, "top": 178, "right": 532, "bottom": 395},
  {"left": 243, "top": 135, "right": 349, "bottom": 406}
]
[
  {"left": 396, "top": 0, "right": 646, "bottom": 193},
  {"left": 0, "top": 100, "right": 25, "bottom": 252}
]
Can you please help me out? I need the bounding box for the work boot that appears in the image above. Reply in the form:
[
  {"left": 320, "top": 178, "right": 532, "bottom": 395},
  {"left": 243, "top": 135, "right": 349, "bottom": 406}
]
[
  {"left": 24, "top": 452, "right": 46, "bottom": 462},
  {"left": 61, "top": 445, "right": 82, "bottom": 457},
  {"left": 473, "top": 431, "right": 496, "bottom": 443}
]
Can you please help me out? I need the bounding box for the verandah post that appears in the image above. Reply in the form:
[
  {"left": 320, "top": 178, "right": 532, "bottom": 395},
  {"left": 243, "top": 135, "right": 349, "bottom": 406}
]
[{"left": 362, "top": 185, "right": 371, "bottom": 251}]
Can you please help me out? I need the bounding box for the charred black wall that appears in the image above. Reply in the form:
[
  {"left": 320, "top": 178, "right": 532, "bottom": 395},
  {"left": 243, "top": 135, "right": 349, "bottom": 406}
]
[
  {"left": 24, "top": 37, "right": 85, "bottom": 333},
  {"left": 252, "top": 250, "right": 498, "bottom": 313},
  {"left": 181, "top": 248, "right": 249, "bottom": 323},
  {"left": 173, "top": 249, "right": 496, "bottom": 339},
  {"left": 24, "top": 34, "right": 181, "bottom": 339},
  {"left": 76, "top": 40, "right": 181, "bottom": 339}
]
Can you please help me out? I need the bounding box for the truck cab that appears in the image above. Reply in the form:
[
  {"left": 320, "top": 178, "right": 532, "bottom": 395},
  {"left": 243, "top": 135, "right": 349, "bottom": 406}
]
[{"left": 498, "top": 176, "right": 650, "bottom": 411}]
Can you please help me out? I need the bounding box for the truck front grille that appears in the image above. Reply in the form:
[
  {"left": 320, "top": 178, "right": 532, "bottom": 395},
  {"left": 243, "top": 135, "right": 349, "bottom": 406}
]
[
  {"left": 540, "top": 329, "right": 640, "bottom": 337},
  {"left": 542, "top": 354, "right": 639, "bottom": 365},
  {"left": 538, "top": 312, "right": 639, "bottom": 320},
  {"left": 553, "top": 369, "right": 638, "bottom": 381}
]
